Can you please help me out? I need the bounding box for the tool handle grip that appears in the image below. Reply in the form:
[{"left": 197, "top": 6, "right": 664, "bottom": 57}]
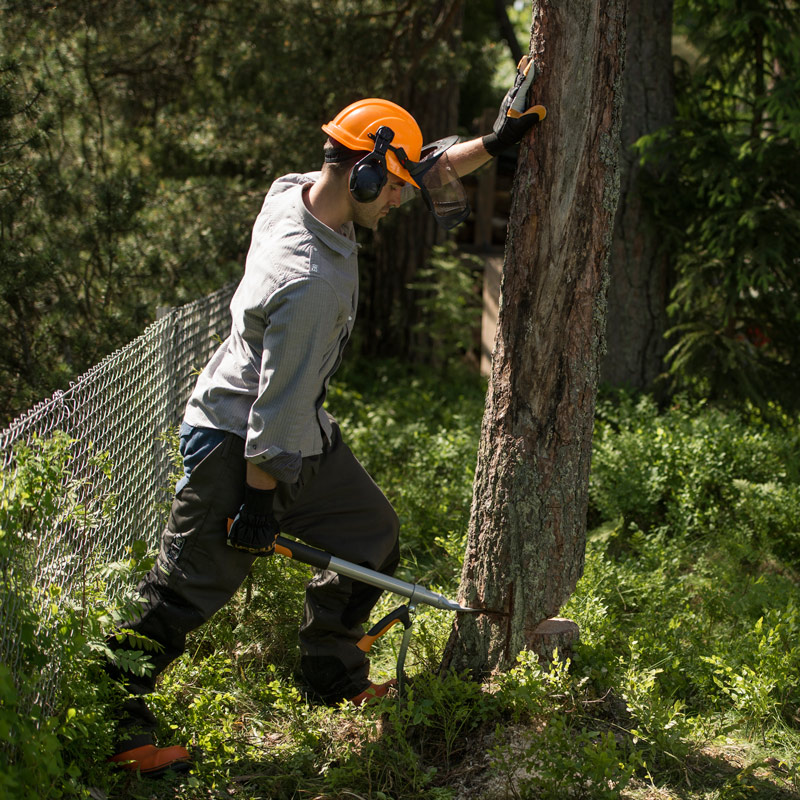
[
  {"left": 274, "top": 535, "right": 331, "bottom": 571},
  {"left": 357, "top": 605, "right": 411, "bottom": 653}
]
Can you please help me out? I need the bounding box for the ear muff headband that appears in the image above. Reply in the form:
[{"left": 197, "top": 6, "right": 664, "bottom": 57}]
[{"left": 349, "top": 126, "right": 395, "bottom": 203}]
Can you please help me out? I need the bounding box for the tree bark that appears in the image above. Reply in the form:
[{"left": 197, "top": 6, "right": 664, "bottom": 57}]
[
  {"left": 442, "top": 0, "right": 627, "bottom": 677},
  {"left": 601, "top": 0, "right": 673, "bottom": 390}
]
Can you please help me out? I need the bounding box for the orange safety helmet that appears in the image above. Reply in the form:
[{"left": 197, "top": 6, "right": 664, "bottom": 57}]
[{"left": 321, "top": 98, "right": 423, "bottom": 188}]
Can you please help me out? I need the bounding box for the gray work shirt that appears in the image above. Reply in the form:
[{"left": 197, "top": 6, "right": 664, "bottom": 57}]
[{"left": 183, "top": 172, "right": 359, "bottom": 483}]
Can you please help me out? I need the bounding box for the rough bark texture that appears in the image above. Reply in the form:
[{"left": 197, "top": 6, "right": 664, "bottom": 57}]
[
  {"left": 601, "top": 0, "right": 673, "bottom": 390},
  {"left": 442, "top": 0, "right": 627, "bottom": 677}
]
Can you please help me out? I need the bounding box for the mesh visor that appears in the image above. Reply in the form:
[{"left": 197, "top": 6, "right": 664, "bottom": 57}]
[{"left": 408, "top": 136, "right": 470, "bottom": 230}]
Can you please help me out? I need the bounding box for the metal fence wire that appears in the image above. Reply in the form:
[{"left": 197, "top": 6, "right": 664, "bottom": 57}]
[{"left": 0, "top": 283, "right": 236, "bottom": 716}]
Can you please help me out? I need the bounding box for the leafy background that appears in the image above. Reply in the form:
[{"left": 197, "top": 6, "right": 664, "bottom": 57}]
[{"left": 1, "top": 1, "right": 799, "bottom": 798}]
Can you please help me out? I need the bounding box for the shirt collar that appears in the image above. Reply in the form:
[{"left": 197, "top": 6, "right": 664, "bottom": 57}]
[{"left": 296, "top": 180, "right": 359, "bottom": 259}]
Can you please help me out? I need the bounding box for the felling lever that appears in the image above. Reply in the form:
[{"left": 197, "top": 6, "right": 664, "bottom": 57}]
[
  {"left": 224, "top": 518, "right": 479, "bottom": 694},
  {"left": 273, "top": 535, "right": 477, "bottom": 694},
  {"left": 274, "top": 535, "right": 476, "bottom": 613}
]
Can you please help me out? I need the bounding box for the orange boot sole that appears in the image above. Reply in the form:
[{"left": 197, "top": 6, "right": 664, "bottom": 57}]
[
  {"left": 349, "top": 679, "right": 397, "bottom": 707},
  {"left": 109, "top": 744, "right": 191, "bottom": 777}
]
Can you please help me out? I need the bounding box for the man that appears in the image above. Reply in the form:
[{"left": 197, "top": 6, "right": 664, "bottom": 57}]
[{"left": 108, "top": 58, "right": 544, "bottom": 777}]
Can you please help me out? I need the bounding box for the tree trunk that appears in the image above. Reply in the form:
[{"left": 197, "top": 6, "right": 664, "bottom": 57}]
[
  {"left": 601, "top": 0, "right": 673, "bottom": 390},
  {"left": 442, "top": 0, "right": 627, "bottom": 677}
]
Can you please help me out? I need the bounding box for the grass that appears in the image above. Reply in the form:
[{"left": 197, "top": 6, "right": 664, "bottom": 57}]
[{"left": 3, "top": 360, "right": 799, "bottom": 799}]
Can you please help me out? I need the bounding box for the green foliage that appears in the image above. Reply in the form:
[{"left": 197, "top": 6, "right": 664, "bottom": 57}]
[
  {"left": 492, "top": 651, "right": 638, "bottom": 799},
  {"left": 5, "top": 369, "right": 800, "bottom": 798},
  {"left": 700, "top": 608, "right": 800, "bottom": 741},
  {"left": 619, "top": 638, "right": 697, "bottom": 766},
  {"left": 0, "top": 432, "right": 155, "bottom": 797},
  {"left": 0, "top": 0, "right": 495, "bottom": 426},
  {"left": 0, "top": 663, "right": 65, "bottom": 800},
  {"left": 323, "top": 670, "right": 496, "bottom": 799},
  {"left": 408, "top": 242, "right": 484, "bottom": 367},
  {"left": 492, "top": 714, "right": 636, "bottom": 800},
  {"left": 589, "top": 392, "right": 800, "bottom": 566},
  {"left": 641, "top": 0, "right": 800, "bottom": 408},
  {"left": 562, "top": 390, "right": 800, "bottom": 790}
]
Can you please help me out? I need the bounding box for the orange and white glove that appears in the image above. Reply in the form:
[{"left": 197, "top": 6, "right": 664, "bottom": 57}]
[{"left": 482, "top": 55, "right": 547, "bottom": 157}]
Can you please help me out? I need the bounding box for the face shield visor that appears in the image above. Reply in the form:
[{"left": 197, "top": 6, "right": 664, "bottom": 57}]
[
  {"left": 405, "top": 136, "right": 470, "bottom": 230},
  {"left": 364, "top": 126, "right": 468, "bottom": 230}
]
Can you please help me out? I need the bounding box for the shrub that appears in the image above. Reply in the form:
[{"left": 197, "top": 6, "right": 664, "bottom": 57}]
[
  {"left": 589, "top": 393, "right": 800, "bottom": 566},
  {"left": 0, "top": 433, "right": 133, "bottom": 797},
  {"left": 492, "top": 652, "right": 638, "bottom": 799}
]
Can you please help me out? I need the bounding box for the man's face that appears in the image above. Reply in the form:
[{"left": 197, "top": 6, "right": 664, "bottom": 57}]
[{"left": 351, "top": 176, "right": 406, "bottom": 230}]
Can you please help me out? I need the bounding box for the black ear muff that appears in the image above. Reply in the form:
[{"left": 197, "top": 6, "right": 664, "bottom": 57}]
[
  {"left": 349, "top": 156, "right": 387, "bottom": 203},
  {"left": 349, "top": 126, "right": 395, "bottom": 203}
]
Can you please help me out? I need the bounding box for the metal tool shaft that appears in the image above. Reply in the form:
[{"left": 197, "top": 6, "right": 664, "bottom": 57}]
[{"left": 275, "top": 535, "right": 474, "bottom": 612}]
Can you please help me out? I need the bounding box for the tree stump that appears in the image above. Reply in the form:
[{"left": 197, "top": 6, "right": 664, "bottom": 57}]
[{"left": 525, "top": 616, "right": 580, "bottom": 662}]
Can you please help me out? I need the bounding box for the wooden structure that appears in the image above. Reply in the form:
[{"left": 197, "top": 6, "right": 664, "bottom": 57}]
[{"left": 456, "top": 110, "right": 518, "bottom": 377}]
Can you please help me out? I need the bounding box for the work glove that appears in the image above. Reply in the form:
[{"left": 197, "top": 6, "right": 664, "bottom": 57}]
[
  {"left": 482, "top": 54, "right": 547, "bottom": 157},
  {"left": 227, "top": 484, "right": 279, "bottom": 556}
]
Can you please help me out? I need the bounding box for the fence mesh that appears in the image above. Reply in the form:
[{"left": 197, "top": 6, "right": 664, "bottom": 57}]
[{"left": 0, "top": 283, "right": 236, "bottom": 715}]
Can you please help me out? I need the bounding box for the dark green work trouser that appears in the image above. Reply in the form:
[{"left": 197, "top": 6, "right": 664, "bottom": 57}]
[{"left": 113, "top": 422, "right": 399, "bottom": 723}]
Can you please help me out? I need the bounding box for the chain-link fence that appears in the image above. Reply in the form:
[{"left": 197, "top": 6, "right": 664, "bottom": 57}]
[{"left": 0, "top": 283, "right": 236, "bottom": 715}]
